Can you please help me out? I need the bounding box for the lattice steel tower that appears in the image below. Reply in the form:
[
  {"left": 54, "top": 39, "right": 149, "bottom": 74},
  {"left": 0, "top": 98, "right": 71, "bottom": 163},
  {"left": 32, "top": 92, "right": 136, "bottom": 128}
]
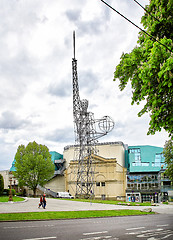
[{"left": 72, "top": 31, "right": 114, "bottom": 198}]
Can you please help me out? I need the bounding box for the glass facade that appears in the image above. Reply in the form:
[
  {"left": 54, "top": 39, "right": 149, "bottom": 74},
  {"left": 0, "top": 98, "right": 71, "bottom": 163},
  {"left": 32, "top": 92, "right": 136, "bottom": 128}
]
[{"left": 127, "top": 174, "right": 160, "bottom": 191}]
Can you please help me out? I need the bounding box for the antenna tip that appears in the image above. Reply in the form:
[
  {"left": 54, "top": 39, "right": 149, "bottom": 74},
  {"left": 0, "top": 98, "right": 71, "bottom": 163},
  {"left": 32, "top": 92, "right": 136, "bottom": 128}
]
[{"left": 73, "top": 31, "right": 76, "bottom": 59}]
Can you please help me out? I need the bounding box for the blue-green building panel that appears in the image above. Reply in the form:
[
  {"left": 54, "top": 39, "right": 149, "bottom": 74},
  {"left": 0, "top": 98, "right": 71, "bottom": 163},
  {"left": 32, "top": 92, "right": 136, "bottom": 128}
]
[
  {"left": 10, "top": 151, "right": 63, "bottom": 172},
  {"left": 127, "top": 145, "right": 165, "bottom": 173}
]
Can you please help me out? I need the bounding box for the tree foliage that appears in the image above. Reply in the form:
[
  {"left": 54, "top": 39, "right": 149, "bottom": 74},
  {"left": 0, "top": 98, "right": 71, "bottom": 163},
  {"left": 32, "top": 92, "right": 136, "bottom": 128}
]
[
  {"left": 14, "top": 141, "right": 55, "bottom": 196},
  {"left": 114, "top": 0, "right": 173, "bottom": 138},
  {"left": 163, "top": 139, "right": 173, "bottom": 182},
  {"left": 0, "top": 174, "right": 4, "bottom": 195}
]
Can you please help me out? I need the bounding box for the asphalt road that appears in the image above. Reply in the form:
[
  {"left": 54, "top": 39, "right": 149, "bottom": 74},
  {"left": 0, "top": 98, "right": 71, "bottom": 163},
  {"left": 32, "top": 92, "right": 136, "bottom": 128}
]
[
  {"left": 0, "top": 214, "right": 173, "bottom": 240},
  {"left": 0, "top": 198, "right": 173, "bottom": 214}
]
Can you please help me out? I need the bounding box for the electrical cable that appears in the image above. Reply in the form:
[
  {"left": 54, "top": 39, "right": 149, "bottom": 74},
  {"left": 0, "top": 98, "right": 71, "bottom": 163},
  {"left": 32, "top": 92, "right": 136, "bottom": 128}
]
[
  {"left": 100, "top": 0, "right": 172, "bottom": 53},
  {"left": 133, "top": 0, "right": 161, "bottom": 23}
]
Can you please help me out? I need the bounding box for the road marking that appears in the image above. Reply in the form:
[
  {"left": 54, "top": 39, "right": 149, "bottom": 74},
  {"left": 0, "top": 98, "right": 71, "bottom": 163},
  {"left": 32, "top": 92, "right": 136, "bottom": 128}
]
[
  {"left": 126, "top": 228, "right": 163, "bottom": 235},
  {"left": 83, "top": 231, "right": 108, "bottom": 235},
  {"left": 137, "top": 229, "right": 172, "bottom": 238},
  {"left": 22, "top": 237, "right": 56, "bottom": 240},
  {"left": 157, "top": 224, "right": 169, "bottom": 227},
  {"left": 147, "top": 238, "right": 159, "bottom": 240},
  {"left": 4, "top": 225, "right": 55, "bottom": 229},
  {"left": 126, "top": 227, "right": 145, "bottom": 231},
  {"left": 161, "top": 233, "right": 173, "bottom": 239},
  {"left": 80, "top": 236, "right": 112, "bottom": 240}
]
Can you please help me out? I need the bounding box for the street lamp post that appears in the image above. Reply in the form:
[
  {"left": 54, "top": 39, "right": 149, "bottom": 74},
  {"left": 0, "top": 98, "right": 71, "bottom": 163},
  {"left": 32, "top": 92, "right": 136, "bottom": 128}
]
[{"left": 8, "top": 173, "right": 13, "bottom": 202}]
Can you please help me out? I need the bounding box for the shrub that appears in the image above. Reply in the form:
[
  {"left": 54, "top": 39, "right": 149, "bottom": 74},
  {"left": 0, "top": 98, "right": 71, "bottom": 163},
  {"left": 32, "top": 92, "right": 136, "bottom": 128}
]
[
  {"left": 3, "top": 189, "right": 9, "bottom": 195},
  {"left": 0, "top": 174, "right": 4, "bottom": 195},
  {"left": 3, "top": 188, "right": 16, "bottom": 196},
  {"left": 11, "top": 189, "right": 16, "bottom": 196}
]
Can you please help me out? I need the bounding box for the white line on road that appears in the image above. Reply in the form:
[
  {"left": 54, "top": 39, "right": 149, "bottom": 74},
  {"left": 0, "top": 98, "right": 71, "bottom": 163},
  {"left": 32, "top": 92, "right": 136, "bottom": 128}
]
[
  {"left": 4, "top": 225, "right": 55, "bottom": 229},
  {"left": 126, "top": 228, "right": 163, "bottom": 235},
  {"left": 80, "top": 236, "right": 112, "bottom": 240},
  {"left": 137, "top": 229, "right": 172, "bottom": 238},
  {"left": 126, "top": 227, "right": 145, "bottom": 231},
  {"left": 161, "top": 233, "right": 173, "bottom": 239},
  {"left": 83, "top": 231, "right": 108, "bottom": 235},
  {"left": 22, "top": 237, "right": 56, "bottom": 240},
  {"left": 157, "top": 224, "right": 169, "bottom": 227}
]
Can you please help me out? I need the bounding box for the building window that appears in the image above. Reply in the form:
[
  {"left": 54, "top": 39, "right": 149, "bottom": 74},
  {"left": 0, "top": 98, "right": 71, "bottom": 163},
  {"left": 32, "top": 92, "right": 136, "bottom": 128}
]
[
  {"left": 96, "top": 182, "right": 100, "bottom": 187},
  {"left": 101, "top": 194, "right": 106, "bottom": 200},
  {"left": 129, "top": 148, "right": 141, "bottom": 164},
  {"left": 101, "top": 182, "right": 105, "bottom": 187},
  {"left": 132, "top": 162, "right": 149, "bottom": 166},
  {"left": 129, "top": 148, "right": 140, "bottom": 153},
  {"left": 152, "top": 153, "right": 164, "bottom": 167}
]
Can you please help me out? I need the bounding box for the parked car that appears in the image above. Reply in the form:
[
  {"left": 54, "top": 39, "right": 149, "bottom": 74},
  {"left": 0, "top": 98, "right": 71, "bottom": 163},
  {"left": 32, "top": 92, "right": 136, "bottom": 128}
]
[{"left": 57, "top": 192, "right": 74, "bottom": 199}]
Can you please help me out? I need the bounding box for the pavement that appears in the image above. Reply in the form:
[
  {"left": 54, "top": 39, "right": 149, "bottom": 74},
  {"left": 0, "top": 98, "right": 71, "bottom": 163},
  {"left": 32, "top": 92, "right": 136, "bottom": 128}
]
[{"left": 0, "top": 198, "right": 173, "bottom": 214}]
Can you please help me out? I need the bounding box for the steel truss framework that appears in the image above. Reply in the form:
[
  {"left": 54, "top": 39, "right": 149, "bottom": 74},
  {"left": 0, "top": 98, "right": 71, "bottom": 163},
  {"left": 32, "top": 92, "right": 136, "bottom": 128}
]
[{"left": 72, "top": 31, "right": 114, "bottom": 198}]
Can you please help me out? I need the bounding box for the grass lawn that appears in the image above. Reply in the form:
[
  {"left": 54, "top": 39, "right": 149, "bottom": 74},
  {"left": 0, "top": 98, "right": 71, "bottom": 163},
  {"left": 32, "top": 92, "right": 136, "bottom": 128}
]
[
  {"left": 0, "top": 209, "right": 155, "bottom": 221},
  {"left": 0, "top": 196, "right": 25, "bottom": 202}
]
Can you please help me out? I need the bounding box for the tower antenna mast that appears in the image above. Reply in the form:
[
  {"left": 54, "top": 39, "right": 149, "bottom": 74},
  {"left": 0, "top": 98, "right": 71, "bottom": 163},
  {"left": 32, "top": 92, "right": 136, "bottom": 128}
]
[
  {"left": 72, "top": 31, "right": 114, "bottom": 198},
  {"left": 73, "top": 31, "right": 75, "bottom": 59}
]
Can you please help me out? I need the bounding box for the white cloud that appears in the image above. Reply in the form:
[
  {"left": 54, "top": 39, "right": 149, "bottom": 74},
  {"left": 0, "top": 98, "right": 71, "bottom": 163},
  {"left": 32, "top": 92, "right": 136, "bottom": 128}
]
[{"left": 0, "top": 0, "right": 169, "bottom": 170}]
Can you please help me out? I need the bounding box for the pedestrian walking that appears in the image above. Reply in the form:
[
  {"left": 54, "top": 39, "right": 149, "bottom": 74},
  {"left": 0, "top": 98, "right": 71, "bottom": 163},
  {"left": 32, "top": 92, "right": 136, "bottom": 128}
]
[
  {"left": 38, "top": 195, "right": 43, "bottom": 208},
  {"left": 43, "top": 194, "right": 46, "bottom": 209}
]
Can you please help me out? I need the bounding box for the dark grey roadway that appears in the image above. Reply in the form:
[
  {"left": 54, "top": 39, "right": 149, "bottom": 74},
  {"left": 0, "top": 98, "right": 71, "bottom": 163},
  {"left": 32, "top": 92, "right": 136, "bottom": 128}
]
[
  {"left": 0, "top": 198, "right": 173, "bottom": 214},
  {"left": 0, "top": 213, "right": 173, "bottom": 240}
]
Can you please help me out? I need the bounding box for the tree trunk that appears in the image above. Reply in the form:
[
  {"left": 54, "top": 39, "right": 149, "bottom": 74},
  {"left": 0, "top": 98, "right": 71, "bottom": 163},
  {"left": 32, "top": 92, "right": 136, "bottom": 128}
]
[{"left": 33, "top": 187, "right": 37, "bottom": 198}]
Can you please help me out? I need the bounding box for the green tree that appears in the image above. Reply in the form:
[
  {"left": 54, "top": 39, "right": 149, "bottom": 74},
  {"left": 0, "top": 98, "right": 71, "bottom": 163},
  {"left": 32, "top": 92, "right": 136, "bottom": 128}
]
[
  {"left": 163, "top": 139, "right": 173, "bottom": 182},
  {"left": 114, "top": 0, "right": 173, "bottom": 138},
  {"left": 14, "top": 141, "right": 55, "bottom": 197},
  {"left": 0, "top": 174, "right": 4, "bottom": 195}
]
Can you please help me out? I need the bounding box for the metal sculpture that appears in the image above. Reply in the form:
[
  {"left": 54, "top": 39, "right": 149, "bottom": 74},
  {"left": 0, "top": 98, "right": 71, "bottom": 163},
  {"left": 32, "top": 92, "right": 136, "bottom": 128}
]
[{"left": 72, "top": 31, "right": 114, "bottom": 198}]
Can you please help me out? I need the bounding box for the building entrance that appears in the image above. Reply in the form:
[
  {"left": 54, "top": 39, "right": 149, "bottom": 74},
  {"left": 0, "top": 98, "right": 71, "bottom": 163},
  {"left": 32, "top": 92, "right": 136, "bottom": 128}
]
[{"left": 141, "top": 193, "right": 158, "bottom": 203}]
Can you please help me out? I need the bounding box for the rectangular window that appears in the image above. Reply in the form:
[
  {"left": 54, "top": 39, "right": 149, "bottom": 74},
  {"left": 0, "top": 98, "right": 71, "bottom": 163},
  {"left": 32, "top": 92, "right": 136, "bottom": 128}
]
[
  {"left": 141, "top": 162, "right": 149, "bottom": 166},
  {"left": 129, "top": 148, "right": 140, "bottom": 154},
  {"left": 153, "top": 153, "right": 164, "bottom": 167},
  {"left": 96, "top": 182, "right": 100, "bottom": 187},
  {"left": 101, "top": 195, "right": 106, "bottom": 200},
  {"left": 101, "top": 182, "right": 105, "bottom": 187}
]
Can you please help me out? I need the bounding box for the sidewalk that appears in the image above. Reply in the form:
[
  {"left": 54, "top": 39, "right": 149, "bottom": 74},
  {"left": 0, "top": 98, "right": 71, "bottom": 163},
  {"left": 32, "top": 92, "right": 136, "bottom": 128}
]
[{"left": 0, "top": 198, "right": 173, "bottom": 214}]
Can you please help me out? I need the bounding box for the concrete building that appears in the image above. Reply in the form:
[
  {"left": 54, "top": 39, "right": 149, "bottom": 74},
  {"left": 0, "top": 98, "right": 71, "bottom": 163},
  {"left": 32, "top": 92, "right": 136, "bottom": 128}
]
[
  {"left": 45, "top": 142, "right": 127, "bottom": 200},
  {"left": 125, "top": 145, "right": 172, "bottom": 203},
  {"left": 0, "top": 170, "right": 9, "bottom": 189}
]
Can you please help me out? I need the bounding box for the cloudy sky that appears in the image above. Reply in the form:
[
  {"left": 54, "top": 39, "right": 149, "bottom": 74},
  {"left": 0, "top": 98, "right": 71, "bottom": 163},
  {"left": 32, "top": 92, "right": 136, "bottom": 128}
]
[{"left": 0, "top": 0, "right": 169, "bottom": 170}]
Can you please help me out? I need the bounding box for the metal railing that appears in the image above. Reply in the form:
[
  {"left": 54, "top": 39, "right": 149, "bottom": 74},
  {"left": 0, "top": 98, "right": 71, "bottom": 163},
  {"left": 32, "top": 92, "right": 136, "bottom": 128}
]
[{"left": 37, "top": 184, "right": 57, "bottom": 198}]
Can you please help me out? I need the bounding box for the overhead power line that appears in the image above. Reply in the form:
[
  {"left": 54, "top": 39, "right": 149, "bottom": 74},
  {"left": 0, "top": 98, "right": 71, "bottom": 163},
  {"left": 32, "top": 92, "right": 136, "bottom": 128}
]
[
  {"left": 100, "top": 0, "right": 172, "bottom": 53},
  {"left": 133, "top": 0, "right": 161, "bottom": 23}
]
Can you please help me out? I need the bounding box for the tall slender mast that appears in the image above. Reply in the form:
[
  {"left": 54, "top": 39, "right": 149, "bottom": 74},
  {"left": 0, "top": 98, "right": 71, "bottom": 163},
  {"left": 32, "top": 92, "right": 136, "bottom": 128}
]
[
  {"left": 71, "top": 31, "right": 114, "bottom": 198},
  {"left": 72, "top": 31, "right": 94, "bottom": 198},
  {"left": 72, "top": 31, "right": 81, "bottom": 126}
]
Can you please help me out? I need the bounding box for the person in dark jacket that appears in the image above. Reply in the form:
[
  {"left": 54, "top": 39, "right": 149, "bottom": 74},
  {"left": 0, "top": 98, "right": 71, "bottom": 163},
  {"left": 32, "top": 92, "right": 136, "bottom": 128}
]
[
  {"left": 38, "top": 196, "right": 43, "bottom": 208},
  {"left": 43, "top": 194, "right": 46, "bottom": 209}
]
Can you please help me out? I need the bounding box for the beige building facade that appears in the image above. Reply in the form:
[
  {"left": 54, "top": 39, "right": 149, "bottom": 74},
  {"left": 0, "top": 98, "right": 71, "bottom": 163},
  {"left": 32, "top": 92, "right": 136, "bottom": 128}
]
[
  {"left": 46, "top": 142, "right": 127, "bottom": 200},
  {"left": 66, "top": 153, "right": 126, "bottom": 200}
]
